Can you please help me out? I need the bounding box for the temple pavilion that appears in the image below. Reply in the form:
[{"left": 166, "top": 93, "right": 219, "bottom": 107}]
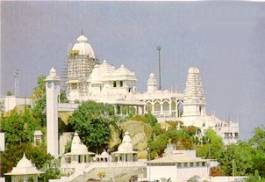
[
  {"left": 64, "top": 132, "right": 95, "bottom": 164},
  {"left": 5, "top": 154, "right": 43, "bottom": 182},
  {"left": 112, "top": 131, "right": 137, "bottom": 162}
]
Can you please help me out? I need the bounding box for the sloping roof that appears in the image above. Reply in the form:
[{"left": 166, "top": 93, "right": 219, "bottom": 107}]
[
  {"left": 5, "top": 154, "right": 43, "bottom": 175},
  {"left": 147, "top": 154, "right": 207, "bottom": 164}
]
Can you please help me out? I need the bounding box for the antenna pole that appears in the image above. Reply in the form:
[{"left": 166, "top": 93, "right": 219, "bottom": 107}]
[
  {"left": 157, "top": 46, "right": 162, "bottom": 90},
  {"left": 13, "top": 69, "right": 19, "bottom": 97}
]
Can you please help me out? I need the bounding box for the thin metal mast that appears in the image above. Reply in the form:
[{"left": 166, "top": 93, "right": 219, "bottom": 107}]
[
  {"left": 13, "top": 69, "right": 19, "bottom": 96},
  {"left": 157, "top": 46, "right": 162, "bottom": 90}
]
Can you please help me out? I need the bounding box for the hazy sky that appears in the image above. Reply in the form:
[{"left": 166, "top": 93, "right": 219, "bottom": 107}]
[{"left": 1, "top": 1, "right": 265, "bottom": 139}]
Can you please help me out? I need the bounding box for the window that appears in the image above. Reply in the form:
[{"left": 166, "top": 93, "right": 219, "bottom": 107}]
[
  {"left": 120, "top": 81, "right": 123, "bottom": 87},
  {"left": 128, "top": 88, "right": 132, "bottom": 93},
  {"left": 177, "top": 163, "right": 182, "bottom": 168},
  {"left": 190, "top": 162, "right": 194, "bottom": 167},
  {"left": 113, "top": 81, "right": 117, "bottom": 87},
  {"left": 196, "top": 162, "right": 200, "bottom": 167},
  {"left": 202, "top": 162, "right": 206, "bottom": 166},
  {"left": 184, "top": 162, "right": 188, "bottom": 167}
]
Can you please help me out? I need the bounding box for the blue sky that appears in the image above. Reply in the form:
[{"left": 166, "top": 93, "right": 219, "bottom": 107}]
[{"left": 1, "top": 1, "right": 265, "bottom": 139}]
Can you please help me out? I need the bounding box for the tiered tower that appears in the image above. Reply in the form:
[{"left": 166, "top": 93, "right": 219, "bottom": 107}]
[
  {"left": 183, "top": 67, "right": 206, "bottom": 116},
  {"left": 46, "top": 68, "right": 60, "bottom": 157},
  {"left": 66, "top": 34, "right": 99, "bottom": 101}
]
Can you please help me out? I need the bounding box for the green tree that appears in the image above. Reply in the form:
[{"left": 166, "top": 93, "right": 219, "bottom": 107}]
[
  {"left": 219, "top": 142, "right": 253, "bottom": 176},
  {"left": 1, "top": 109, "right": 39, "bottom": 145},
  {"left": 59, "top": 90, "right": 69, "bottom": 103},
  {"left": 6, "top": 91, "right": 13, "bottom": 96},
  {"left": 196, "top": 129, "right": 224, "bottom": 159},
  {"left": 31, "top": 75, "right": 46, "bottom": 126},
  {"left": 69, "top": 101, "right": 114, "bottom": 152},
  {"left": 249, "top": 127, "right": 265, "bottom": 177}
]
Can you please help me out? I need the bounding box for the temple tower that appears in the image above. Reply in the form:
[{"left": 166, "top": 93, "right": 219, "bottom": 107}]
[
  {"left": 66, "top": 34, "right": 99, "bottom": 102},
  {"left": 45, "top": 67, "right": 60, "bottom": 157},
  {"left": 147, "top": 73, "right": 158, "bottom": 93},
  {"left": 183, "top": 67, "right": 206, "bottom": 116}
]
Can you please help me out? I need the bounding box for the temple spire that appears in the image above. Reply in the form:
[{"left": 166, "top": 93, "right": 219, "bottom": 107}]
[{"left": 183, "top": 67, "right": 206, "bottom": 116}]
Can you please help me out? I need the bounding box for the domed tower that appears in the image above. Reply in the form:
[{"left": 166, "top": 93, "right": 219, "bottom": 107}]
[
  {"left": 66, "top": 34, "right": 99, "bottom": 102},
  {"left": 183, "top": 67, "right": 206, "bottom": 116},
  {"left": 147, "top": 73, "right": 158, "bottom": 93}
]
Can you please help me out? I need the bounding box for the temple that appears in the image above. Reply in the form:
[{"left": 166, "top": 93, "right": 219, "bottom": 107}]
[{"left": 60, "top": 34, "right": 239, "bottom": 145}]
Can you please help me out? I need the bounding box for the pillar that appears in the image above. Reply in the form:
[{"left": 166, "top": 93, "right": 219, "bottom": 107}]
[{"left": 45, "top": 67, "right": 60, "bottom": 158}]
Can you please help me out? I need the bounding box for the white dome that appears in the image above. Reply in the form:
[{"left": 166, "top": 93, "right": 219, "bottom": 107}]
[
  {"left": 70, "top": 132, "right": 89, "bottom": 155},
  {"left": 87, "top": 65, "right": 102, "bottom": 83},
  {"left": 46, "top": 67, "right": 59, "bottom": 81},
  {"left": 5, "top": 154, "right": 42, "bottom": 175},
  {"left": 117, "top": 131, "right": 134, "bottom": 152},
  {"left": 111, "top": 65, "right": 136, "bottom": 81},
  {"left": 100, "top": 60, "right": 116, "bottom": 77},
  {"left": 101, "top": 150, "right": 110, "bottom": 158},
  {"left": 72, "top": 34, "right": 95, "bottom": 58},
  {"left": 188, "top": 67, "right": 200, "bottom": 74},
  {"left": 147, "top": 73, "right": 157, "bottom": 86}
]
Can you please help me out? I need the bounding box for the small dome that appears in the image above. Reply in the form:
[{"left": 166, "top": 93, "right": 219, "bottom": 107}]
[
  {"left": 16, "top": 154, "right": 33, "bottom": 168},
  {"left": 34, "top": 130, "right": 43, "bottom": 136},
  {"left": 87, "top": 65, "right": 102, "bottom": 83},
  {"left": 101, "top": 150, "right": 110, "bottom": 158},
  {"left": 112, "top": 65, "right": 136, "bottom": 81},
  {"left": 147, "top": 73, "right": 157, "bottom": 86},
  {"left": 117, "top": 131, "right": 134, "bottom": 152},
  {"left": 188, "top": 67, "right": 200, "bottom": 74},
  {"left": 100, "top": 60, "right": 116, "bottom": 77},
  {"left": 77, "top": 35, "right": 88, "bottom": 42},
  {"left": 46, "top": 67, "right": 59, "bottom": 81},
  {"left": 72, "top": 34, "right": 95, "bottom": 58},
  {"left": 71, "top": 132, "right": 89, "bottom": 154}
]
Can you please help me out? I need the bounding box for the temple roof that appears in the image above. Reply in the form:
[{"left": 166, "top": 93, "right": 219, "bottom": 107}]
[
  {"left": 72, "top": 34, "right": 95, "bottom": 58},
  {"left": 66, "top": 132, "right": 94, "bottom": 156},
  {"left": 113, "top": 131, "right": 136, "bottom": 154},
  {"left": 5, "top": 154, "right": 43, "bottom": 176}
]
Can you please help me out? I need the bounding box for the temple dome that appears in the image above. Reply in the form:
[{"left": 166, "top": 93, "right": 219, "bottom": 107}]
[
  {"left": 101, "top": 150, "right": 110, "bottom": 158},
  {"left": 100, "top": 60, "right": 115, "bottom": 77},
  {"left": 5, "top": 154, "right": 43, "bottom": 175},
  {"left": 70, "top": 132, "right": 89, "bottom": 155},
  {"left": 87, "top": 65, "right": 102, "bottom": 83},
  {"left": 147, "top": 73, "right": 157, "bottom": 86},
  {"left": 117, "top": 131, "right": 134, "bottom": 152},
  {"left": 72, "top": 34, "right": 95, "bottom": 58},
  {"left": 111, "top": 65, "right": 136, "bottom": 81}
]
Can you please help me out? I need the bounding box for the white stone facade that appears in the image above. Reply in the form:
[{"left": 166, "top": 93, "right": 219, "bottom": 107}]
[
  {"left": 147, "top": 146, "right": 210, "bottom": 182},
  {"left": 63, "top": 34, "right": 239, "bottom": 144}
]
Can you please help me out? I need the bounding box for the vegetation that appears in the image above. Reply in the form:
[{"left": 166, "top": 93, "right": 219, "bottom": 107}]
[
  {"left": 31, "top": 75, "right": 46, "bottom": 126},
  {"left": 0, "top": 75, "right": 61, "bottom": 181},
  {"left": 6, "top": 91, "right": 13, "bottom": 96},
  {"left": 1, "top": 74, "right": 265, "bottom": 181},
  {"left": 69, "top": 101, "right": 116, "bottom": 152}
]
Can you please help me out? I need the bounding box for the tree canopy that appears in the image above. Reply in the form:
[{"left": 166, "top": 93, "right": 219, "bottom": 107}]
[{"left": 69, "top": 101, "right": 115, "bottom": 152}]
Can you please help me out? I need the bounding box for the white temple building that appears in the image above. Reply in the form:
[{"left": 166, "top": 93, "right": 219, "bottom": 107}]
[
  {"left": 146, "top": 145, "right": 210, "bottom": 182},
  {"left": 64, "top": 132, "right": 95, "bottom": 165},
  {"left": 5, "top": 154, "right": 43, "bottom": 182},
  {"left": 112, "top": 131, "right": 138, "bottom": 162},
  {"left": 60, "top": 34, "right": 239, "bottom": 145}
]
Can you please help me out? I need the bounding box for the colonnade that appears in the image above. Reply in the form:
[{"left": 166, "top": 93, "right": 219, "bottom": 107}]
[{"left": 144, "top": 99, "right": 183, "bottom": 118}]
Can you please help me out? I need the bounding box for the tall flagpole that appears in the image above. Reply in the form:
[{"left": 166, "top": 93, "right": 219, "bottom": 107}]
[{"left": 157, "top": 46, "right": 162, "bottom": 90}]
